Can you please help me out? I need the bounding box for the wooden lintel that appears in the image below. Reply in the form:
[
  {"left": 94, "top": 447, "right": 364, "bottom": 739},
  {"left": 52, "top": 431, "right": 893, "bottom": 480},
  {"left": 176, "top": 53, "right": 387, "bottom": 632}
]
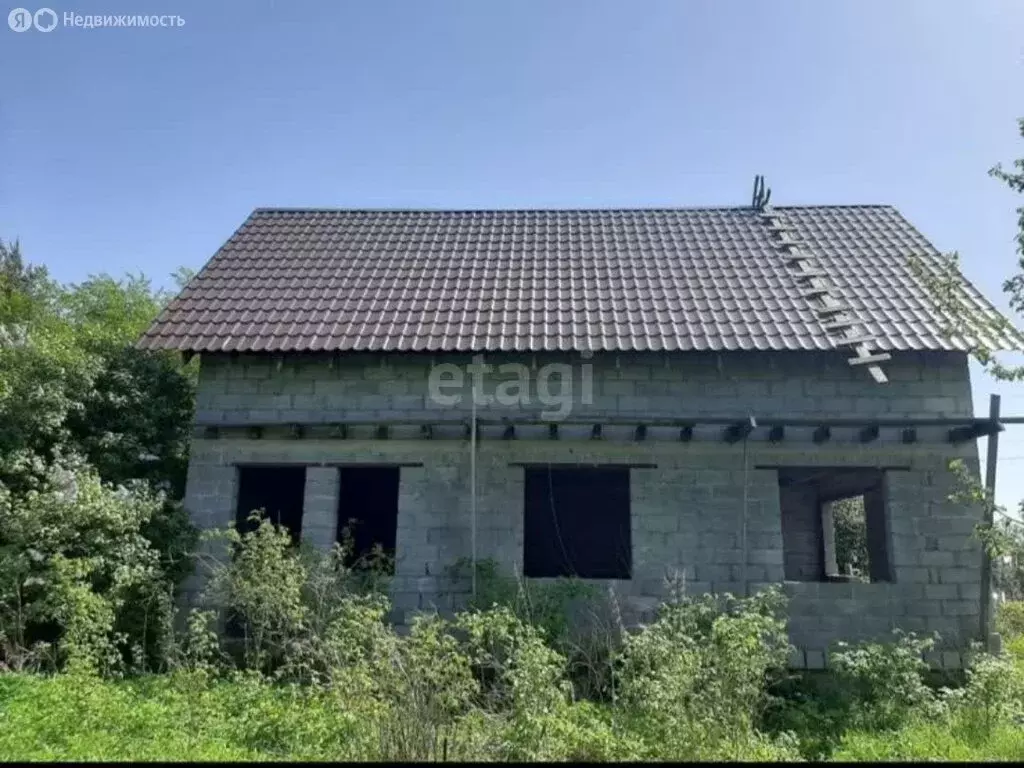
[
  {"left": 635, "top": 424, "right": 647, "bottom": 442},
  {"left": 591, "top": 424, "right": 602, "bottom": 440},
  {"left": 679, "top": 424, "right": 694, "bottom": 442},
  {"left": 503, "top": 424, "right": 516, "bottom": 440},
  {"left": 812, "top": 425, "right": 831, "bottom": 444},
  {"left": 548, "top": 423, "right": 559, "bottom": 440},
  {"left": 859, "top": 424, "right": 880, "bottom": 443},
  {"left": 901, "top": 428, "right": 917, "bottom": 444},
  {"left": 768, "top": 425, "right": 785, "bottom": 443},
  {"left": 509, "top": 462, "right": 658, "bottom": 470}
]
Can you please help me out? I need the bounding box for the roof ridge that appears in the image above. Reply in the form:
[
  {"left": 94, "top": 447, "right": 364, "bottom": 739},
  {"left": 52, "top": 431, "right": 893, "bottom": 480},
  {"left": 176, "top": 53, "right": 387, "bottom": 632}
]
[{"left": 249, "top": 204, "right": 899, "bottom": 215}]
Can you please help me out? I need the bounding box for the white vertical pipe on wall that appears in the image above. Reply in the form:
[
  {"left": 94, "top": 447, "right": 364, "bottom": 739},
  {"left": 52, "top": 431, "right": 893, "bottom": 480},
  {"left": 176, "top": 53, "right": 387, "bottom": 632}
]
[
  {"left": 740, "top": 435, "right": 750, "bottom": 596},
  {"left": 470, "top": 388, "right": 478, "bottom": 600}
]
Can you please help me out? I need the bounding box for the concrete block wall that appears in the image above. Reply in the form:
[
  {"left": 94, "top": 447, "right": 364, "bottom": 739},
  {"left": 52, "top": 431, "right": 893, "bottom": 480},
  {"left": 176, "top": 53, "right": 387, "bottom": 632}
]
[
  {"left": 193, "top": 349, "right": 974, "bottom": 426},
  {"left": 181, "top": 349, "right": 983, "bottom": 667},
  {"left": 780, "top": 483, "right": 823, "bottom": 581}
]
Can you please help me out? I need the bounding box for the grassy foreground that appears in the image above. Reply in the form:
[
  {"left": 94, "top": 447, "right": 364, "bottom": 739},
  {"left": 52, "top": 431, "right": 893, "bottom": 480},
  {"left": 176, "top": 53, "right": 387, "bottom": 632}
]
[
  {"left": 3, "top": 655, "right": 1024, "bottom": 761},
  {"left": 3, "top": 520, "right": 1024, "bottom": 762}
]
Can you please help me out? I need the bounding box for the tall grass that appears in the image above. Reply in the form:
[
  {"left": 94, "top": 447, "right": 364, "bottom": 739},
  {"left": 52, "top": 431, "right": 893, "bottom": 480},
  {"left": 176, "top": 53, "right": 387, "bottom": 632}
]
[{"left": 2, "top": 516, "right": 1024, "bottom": 762}]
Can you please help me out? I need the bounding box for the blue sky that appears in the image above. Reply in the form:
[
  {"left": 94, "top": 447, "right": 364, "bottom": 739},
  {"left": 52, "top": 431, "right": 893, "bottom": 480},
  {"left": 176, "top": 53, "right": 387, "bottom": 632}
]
[{"left": 2, "top": 0, "right": 1024, "bottom": 504}]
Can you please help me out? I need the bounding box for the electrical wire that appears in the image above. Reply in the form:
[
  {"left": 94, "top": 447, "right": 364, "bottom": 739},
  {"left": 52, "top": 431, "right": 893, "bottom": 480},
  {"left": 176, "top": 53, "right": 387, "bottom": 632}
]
[{"left": 546, "top": 463, "right": 577, "bottom": 577}]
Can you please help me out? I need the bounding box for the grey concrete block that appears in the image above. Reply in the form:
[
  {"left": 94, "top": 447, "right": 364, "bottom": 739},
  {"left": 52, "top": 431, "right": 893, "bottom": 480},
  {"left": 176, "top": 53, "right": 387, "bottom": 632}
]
[
  {"left": 939, "top": 568, "right": 981, "bottom": 584},
  {"left": 924, "top": 584, "right": 958, "bottom": 600},
  {"left": 941, "top": 600, "right": 978, "bottom": 617}
]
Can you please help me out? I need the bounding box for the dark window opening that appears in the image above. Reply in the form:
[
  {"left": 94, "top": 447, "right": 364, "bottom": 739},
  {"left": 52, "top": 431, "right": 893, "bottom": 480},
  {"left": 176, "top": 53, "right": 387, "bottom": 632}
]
[
  {"left": 523, "top": 466, "right": 631, "bottom": 579},
  {"left": 229, "top": 465, "right": 307, "bottom": 640},
  {"left": 235, "top": 465, "right": 307, "bottom": 543},
  {"left": 336, "top": 466, "right": 400, "bottom": 573},
  {"left": 778, "top": 468, "right": 892, "bottom": 583}
]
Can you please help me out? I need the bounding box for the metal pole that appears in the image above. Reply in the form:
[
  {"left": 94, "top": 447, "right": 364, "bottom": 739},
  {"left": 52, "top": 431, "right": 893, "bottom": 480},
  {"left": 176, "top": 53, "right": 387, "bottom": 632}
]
[
  {"left": 740, "top": 426, "right": 751, "bottom": 596},
  {"left": 980, "top": 393, "right": 1000, "bottom": 645},
  {"left": 470, "top": 391, "right": 478, "bottom": 600}
]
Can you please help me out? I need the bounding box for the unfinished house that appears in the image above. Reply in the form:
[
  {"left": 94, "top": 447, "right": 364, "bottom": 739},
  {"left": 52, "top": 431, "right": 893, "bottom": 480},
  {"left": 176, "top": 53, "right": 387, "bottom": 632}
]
[{"left": 139, "top": 201, "right": 1020, "bottom": 668}]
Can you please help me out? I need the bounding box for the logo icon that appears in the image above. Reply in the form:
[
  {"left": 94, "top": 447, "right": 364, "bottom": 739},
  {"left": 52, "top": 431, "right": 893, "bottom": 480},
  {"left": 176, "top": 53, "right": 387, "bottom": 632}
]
[
  {"left": 8, "top": 7, "right": 57, "bottom": 31},
  {"left": 33, "top": 7, "right": 56, "bottom": 31},
  {"left": 8, "top": 8, "right": 32, "bottom": 31}
]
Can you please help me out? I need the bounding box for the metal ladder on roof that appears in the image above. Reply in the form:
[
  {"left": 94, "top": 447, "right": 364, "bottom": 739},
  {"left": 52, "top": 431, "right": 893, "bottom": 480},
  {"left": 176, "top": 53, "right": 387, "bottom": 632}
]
[{"left": 755, "top": 201, "right": 890, "bottom": 384}]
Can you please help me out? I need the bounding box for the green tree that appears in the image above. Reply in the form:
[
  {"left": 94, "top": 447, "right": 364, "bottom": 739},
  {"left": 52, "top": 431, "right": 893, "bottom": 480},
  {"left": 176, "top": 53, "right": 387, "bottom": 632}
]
[
  {"left": 0, "top": 248, "right": 196, "bottom": 497},
  {"left": 918, "top": 119, "right": 1024, "bottom": 601},
  {"left": 0, "top": 242, "right": 200, "bottom": 639},
  {"left": 832, "top": 496, "right": 869, "bottom": 580}
]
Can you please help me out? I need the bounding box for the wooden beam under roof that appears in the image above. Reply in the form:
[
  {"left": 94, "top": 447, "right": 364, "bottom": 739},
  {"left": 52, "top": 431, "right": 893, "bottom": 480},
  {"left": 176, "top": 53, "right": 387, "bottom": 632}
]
[
  {"left": 859, "top": 424, "right": 880, "bottom": 443},
  {"left": 949, "top": 421, "right": 1001, "bottom": 444},
  {"left": 724, "top": 417, "right": 756, "bottom": 443},
  {"left": 194, "top": 414, "right": 1010, "bottom": 446}
]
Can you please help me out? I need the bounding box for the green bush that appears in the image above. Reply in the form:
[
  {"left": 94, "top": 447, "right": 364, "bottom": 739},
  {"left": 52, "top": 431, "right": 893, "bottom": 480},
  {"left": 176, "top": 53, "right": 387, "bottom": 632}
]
[
  {"left": 0, "top": 463, "right": 182, "bottom": 674},
  {"left": 828, "top": 630, "right": 940, "bottom": 732},
  {"left": 997, "top": 600, "right": 1024, "bottom": 639},
  {"left": 615, "top": 585, "right": 796, "bottom": 760},
  {"left": 834, "top": 647, "right": 1024, "bottom": 763},
  {"left": 9, "top": 513, "right": 1023, "bottom": 763},
  {"left": 446, "top": 557, "right": 621, "bottom": 701}
]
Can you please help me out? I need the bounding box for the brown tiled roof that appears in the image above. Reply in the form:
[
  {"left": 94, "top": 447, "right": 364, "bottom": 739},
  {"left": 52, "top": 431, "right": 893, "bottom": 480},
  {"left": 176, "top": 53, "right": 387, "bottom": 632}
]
[{"left": 138, "top": 206, "right": 1019, "bottom": 354}]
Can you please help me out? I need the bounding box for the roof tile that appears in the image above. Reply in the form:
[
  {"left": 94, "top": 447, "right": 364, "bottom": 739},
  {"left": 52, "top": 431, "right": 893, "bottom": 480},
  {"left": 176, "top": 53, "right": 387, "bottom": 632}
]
[{"left": 138, "top": 206, "right": 1020, "bottom": 354}]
